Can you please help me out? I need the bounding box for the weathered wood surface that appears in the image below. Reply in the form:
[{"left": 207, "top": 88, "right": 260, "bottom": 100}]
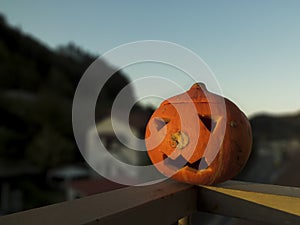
[
  {"left": 199, "top": 180, "right": 300, "bottom": 225},
  {"left": 0, "top": 179, "right": 300, "bottom": 225},
  {"left": 0, "top": 180, "right": 197, "bottom": 225}
]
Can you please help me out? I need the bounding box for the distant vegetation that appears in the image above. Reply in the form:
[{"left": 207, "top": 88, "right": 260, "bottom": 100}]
[
  {"left": 250, "top": 112, "right": 300, "bottom": 141},
  {"left": 0, "top": 14, "right": 144, "bottom": 170}
]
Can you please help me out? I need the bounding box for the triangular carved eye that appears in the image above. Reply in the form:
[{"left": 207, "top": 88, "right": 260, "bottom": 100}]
[
  {"left": 154, "top": 118, "right": 170, "bottom": 131},
  {"left": 198, "top": 115, "right": 217, "bottom": 132}
]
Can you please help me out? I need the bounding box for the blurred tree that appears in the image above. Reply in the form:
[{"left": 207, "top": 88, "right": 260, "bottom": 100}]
[
  {"left": 0, "top": 14, "right": 137, "bottom": 169},
  {"left": 26, "top": 127, "right": 75, "bottom": 169}
]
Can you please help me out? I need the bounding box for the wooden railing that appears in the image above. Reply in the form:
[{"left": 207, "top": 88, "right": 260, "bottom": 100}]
[{"left": 0, "top": 180, "right": 300, "bottom": 225}]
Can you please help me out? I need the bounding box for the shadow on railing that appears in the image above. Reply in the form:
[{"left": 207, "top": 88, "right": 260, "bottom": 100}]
[{"left": 0, "top": 180, "right": 300, "bottom": 225}]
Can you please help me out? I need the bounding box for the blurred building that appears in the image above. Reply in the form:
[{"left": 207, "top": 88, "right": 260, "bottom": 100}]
[
  {"left": 86, "top": 111, "right": 150, "bottom": 182},
  {"left": 67, "top": 179, "right": 125, "bottom": 200}
]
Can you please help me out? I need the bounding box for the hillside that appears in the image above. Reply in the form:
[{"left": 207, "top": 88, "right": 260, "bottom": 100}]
[
  {"left": 250, "top": 112, "right": 300, "bottom": 141},
  {"left": 0, "top": 14, "right": 135, "bottom": 169}
]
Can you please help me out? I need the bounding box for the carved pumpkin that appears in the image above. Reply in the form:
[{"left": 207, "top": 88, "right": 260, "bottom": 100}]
[{"left": 145, "top": 83, "right": 252, "bottom": 185}]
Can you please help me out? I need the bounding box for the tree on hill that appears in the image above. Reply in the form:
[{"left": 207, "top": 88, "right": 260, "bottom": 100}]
[{"left": 0, "top": 14, "right": 143, "bottom": 170}]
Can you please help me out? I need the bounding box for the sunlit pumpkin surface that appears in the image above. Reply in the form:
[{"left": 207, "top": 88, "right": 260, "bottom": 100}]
[{"left": 145, "top": 83, "right": 252, "bottom": 185}]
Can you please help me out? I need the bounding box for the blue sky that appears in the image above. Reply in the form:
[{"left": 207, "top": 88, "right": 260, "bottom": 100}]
[{"left": 1, "top": 0, "right": 300, "bottom": 116}]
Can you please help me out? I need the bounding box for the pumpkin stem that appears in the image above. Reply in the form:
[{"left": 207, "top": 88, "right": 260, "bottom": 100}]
[
  {"left": 171, "top": 131, "right": 189, "bottom": 149},
  {"left": 191, "top": 82, "right": 207, "bottom": 91}
]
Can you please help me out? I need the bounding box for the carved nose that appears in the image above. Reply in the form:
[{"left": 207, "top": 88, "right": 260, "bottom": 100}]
[{"left": 171, "top": 131, "right": 189, "bottom": 149}]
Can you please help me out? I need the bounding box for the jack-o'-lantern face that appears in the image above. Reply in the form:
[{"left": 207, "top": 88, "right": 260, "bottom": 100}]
[{"left": 145, "top": 83, "right": 252, "bottom": 185}]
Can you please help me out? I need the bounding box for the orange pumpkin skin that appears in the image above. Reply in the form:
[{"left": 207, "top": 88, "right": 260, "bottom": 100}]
[{"left": 145, "top": 83, "right": 252, "bottom": 185}]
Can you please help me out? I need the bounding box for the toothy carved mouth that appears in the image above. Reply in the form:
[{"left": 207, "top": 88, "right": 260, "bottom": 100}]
[{"left": 163, "top": 154, "right": 208, "bottom": 171}]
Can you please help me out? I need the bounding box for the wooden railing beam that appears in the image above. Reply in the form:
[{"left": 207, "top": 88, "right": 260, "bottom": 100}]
[
  {"left": 0, "top": 180, "right": 197, "bottom": 225},
  {"left": 1, "top": 180, "right": 300, "bottom": 225},
  {"left": 198, "top": 181, "right": 300, "bottom": 225}
]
